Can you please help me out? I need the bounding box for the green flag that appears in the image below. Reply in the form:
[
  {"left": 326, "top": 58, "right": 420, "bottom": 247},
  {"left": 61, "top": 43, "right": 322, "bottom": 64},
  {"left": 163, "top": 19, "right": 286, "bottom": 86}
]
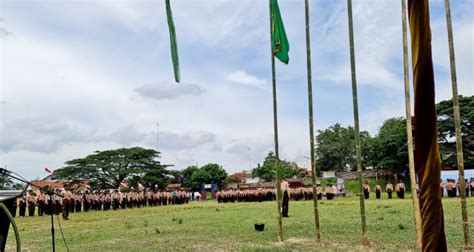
[
  {"left": 271, "top": 0, "right": 289, "bottom": 64},
  {"left": 165, "top": 0, "right": 180, "bottom": 83}
]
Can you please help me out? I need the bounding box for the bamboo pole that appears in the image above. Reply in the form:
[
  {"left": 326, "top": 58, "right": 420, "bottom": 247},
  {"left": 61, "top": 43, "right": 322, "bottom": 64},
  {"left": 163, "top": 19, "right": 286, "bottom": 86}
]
[
  {"left": 304, "top": 0, "right": 321, "bottom": 243},
  {"left": 444, "top": 0, "right": 470, "bottom": 248},
  {"left": 401, "top": 0, "right": 422, "bottom": 248},
  {"left": 269, "top": 0, "right": 284, "bottom": 242},
  {"left": 346, "top": 0, "right": 369, "bottom": 245}
]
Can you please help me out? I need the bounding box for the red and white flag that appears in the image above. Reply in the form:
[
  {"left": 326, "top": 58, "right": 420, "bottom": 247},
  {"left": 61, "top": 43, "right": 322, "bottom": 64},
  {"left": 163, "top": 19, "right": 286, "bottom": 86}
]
[{"left": 44, "top": 167, "right": 52, "bottom": 174}]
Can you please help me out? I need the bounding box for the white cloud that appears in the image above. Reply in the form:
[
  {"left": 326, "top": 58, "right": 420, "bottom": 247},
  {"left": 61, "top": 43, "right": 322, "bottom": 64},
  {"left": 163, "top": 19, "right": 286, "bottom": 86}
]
[
  {"left": 1, "top": 0, "right": 472, "bottom": 180},
  {"left": 134, "top": 82, "right": 205, "bottom": 100},
  {"left": 226, "top": 70, "right": 267, "bottom": 89},
  {"left": 160, "top": 131, "right": 217, "bottom": 150},
  {"left": 1, "top": 118, "right": 95, "bottom": 153}
]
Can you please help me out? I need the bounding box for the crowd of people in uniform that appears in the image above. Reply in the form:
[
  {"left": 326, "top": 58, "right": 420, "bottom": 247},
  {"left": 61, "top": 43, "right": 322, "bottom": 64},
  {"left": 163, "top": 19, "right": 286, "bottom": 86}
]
[
  {"left": 217, "top": 182, "right": 344, "bottom": 204},
  {"left": 441, "top": 178, "right": 474, "bottom": 197},
  {"left": 12, "top": 178, "right": 473, "bottom": 220},
  {"left": 363, "top": 181, "right": 407, "bottom": 199},
  {"left": 13, "top": 189, "right": 192, "bottom": 220},
  {"left": 218, "top": 178, "right": 474, "bottom": 204},
  {"left": 362, "top": 178, "right": 474, "bottom": 200}
]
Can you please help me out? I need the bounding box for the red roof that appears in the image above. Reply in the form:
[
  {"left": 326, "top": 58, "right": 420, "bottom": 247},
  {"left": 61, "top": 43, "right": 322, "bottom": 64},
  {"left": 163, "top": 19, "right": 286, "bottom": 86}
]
[
  {"left": 29, "top": 181, "right": 65, "bottom": 189},
  {"left": 229, "top": 172, "right": 251, "bottom": 180}
]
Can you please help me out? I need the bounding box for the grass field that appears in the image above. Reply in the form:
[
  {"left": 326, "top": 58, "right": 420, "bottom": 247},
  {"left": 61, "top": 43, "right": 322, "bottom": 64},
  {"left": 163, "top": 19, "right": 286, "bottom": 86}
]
[{"left": 5, "top": 196, "right": 474, "bottom": 251}]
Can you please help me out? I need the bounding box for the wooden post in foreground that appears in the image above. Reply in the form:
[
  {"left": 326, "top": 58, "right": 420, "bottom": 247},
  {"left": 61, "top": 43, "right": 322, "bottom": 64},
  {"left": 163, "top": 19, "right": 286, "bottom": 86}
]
[
  {"left": 444, "top": 0, "right": 470, "bottom": 248},
  {"left": 304, "top": 0, "right": 321, "bottom": 242},
  {"left": 346, "top": 0, "right": 369, "bottom": 245},
  {"left": 401, "top": 0, "right": 423, "bottom": 248},
  {"left": 269, "top": 0, "right": 284, "bottom": 242}
]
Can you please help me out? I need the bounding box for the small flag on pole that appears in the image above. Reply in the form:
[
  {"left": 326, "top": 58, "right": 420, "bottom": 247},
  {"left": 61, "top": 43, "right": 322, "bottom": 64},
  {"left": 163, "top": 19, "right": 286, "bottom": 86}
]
[
  {"left": 44, "top": 167, "right": 52, "bottom": 174},
  {"left": 138, "top": 183, "right": 145, "bottom": 191},
  {"left": 271, "top": 0, "right": 290, "bottom": 64},
  {"left": 165, "top": 0, "right": 180, "bottom": 83}
]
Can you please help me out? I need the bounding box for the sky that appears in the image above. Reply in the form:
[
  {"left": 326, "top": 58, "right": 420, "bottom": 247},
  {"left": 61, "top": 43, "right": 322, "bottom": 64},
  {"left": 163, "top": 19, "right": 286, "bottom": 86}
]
[{"left": 0, "top": 0, "right": 472, "bottom": 180}]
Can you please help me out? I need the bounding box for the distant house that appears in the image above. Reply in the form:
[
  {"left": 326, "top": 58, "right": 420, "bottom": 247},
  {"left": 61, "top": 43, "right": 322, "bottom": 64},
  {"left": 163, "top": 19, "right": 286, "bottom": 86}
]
[
  {"left": 27, "top": 174, "right": 90, "bottom": 193},
  {"left": 27, "top": 181, "right": 65, "bottom": 194},
  {"left": 166, "top": 183, "right": 182, "bottom": 191},
  {"left": 41, "top": 174, "right": 60, "bottom": 182},
  {"left": 228, "top": 171, "right": 259, "bottom": 183}
]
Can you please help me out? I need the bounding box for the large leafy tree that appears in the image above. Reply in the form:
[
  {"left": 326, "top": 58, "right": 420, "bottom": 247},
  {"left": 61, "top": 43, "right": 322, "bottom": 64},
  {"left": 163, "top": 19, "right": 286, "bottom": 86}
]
[
  {"left": 181, "top": 165, "right": 199, "bottom": 190},
  {"left": 437, "top": 95, "right": 474, "bottom": 169},
  {"left": 200, "top": 163, "right": 228, "bottom": 187},
  {"left": 54, "top": 147, "right": 168, "bottom": 189},
  {"left": 374, "top": 117, "right": 409, "bottom": 172},
  {"left": 251, "top": 151, "right": 302, "bottom": 182},
  {"left": 316, "top": 124, "right": 371, "bottom": 171},
  {"left": 185, "top": 163, "right": 228, "bottom": 191}
]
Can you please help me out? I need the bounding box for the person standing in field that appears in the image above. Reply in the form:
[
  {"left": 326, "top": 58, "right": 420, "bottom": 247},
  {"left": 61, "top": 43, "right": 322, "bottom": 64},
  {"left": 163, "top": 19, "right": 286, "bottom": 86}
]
[
  {"left": 446, "top": 179, "right": 454, "bottom": 197},
  {"left": 27, "top": 191, "right": 36, "bottom": 217},
  {"left": 316, "top": 184, "right": 323, "bottom": 200},
  {"left": 375, "top": 183, "right": 382, "bottom": 199},
  {"left": 396, "top": 181, "right": 405, "bottom": 199},
  {"left": 453, "top": 179, "right": 458, "bottom": 197},
  {"left": 37, "top": 191, "right": 45, "bottom": 216},
  {"left": 363, "top": 182, "right": 370, "bottom": 199},
  {"left": 386, "top": 182, "right": 393, "bottom": 199},
  {"left": 62, "top": 189, "right": 72, "bottom": 220},
  {"left": 18, "top": 193, "right": 26, "bottom": 218},
  {"left": 470, "top": 178, "right": 474, "bottom": 196},
  {"left": 326, "top": 184, "right": 335, "bottom": 200},
  {"left": 281, "top": 178, "right": 290, "bottom": 217},
  {"left": 75, "top": 193, "right": 82, "bottom": 212}
]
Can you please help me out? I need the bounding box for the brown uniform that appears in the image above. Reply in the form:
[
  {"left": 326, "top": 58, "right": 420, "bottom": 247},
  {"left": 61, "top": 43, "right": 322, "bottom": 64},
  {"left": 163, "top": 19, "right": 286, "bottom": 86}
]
[{"left": 281, "top": 180, "right": 290, "bottom": 217}]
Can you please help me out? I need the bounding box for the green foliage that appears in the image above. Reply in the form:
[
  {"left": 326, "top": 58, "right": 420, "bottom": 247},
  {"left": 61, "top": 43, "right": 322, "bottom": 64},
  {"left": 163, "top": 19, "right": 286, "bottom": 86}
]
[
  {"left": 314, "top": 96, "right": 473, "bottom": 173},
  {"left": 167, "top": 170, "right": 182, "bottom": 184},
  {"left": 372, "top": 118, "right": 409, "bottom": 172},
  {"left": 54, "top": 147, "right": 167, "bottom": 189},
  {"left": 7, "top": 198, "right": 473, "bottom": 250},
  {"left": 251, "top": 152, "right": 302, "bottom": 182},
  {"left": 180, "top": 164, "right": 227, "bottom": 191},
  {"left": 222, "top": 177, "right": 241, "bottom": 184},
  {"left": 437, "top": 95, "right": 474, "bottom": 169},
  {"left": 316, "top": 124, "right": 371, "bottom": 171},
  {"left": 181, "top": 165, "right": 199, "bottom": 190}
]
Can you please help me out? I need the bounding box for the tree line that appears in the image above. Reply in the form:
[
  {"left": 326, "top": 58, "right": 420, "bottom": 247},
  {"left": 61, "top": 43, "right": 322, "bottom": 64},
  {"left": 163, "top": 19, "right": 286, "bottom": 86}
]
[
  {"left": 51, "top": 148, "right": 228, "bottom": 191},
  {"left": 0, "top": 96, "right": 471, "bottom": 190},
  {"left": 314, "top": 95, "right": 473, "bottom": 172},
  {"left": 250, "top": 95, "right": 473, "bottom": 179}
]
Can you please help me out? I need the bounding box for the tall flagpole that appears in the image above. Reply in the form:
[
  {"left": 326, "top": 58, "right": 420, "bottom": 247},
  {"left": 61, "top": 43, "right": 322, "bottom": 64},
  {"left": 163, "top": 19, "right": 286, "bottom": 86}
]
[
  {"left": 401, "top": 0, "right": 422, "bottom": 248},
  {"left": 346, "top": 0, "right": 369, "bottom": 245},
  {"left": 304, "top": 0, "right": 321, "bottom": 242},
  {"left": 269, "top": 0, "right": 284, "bottom": 242},
  {"left": 444, "top": 0, "right": 470, "bottom": 248}
]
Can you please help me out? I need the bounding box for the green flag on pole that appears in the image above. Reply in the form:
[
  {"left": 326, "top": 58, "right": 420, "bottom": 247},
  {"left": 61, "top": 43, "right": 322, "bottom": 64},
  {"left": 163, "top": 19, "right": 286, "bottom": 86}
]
[
  {"left": 271, "top": 0, "right": 289, "bottom": 64},
  {"left": 165, "top": 0, "right": 180, "bottom": 83}
]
